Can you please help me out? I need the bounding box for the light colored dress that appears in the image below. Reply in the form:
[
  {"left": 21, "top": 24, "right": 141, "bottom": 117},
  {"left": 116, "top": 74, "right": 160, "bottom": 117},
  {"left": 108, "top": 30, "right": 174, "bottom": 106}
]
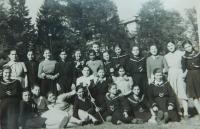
[
  {"left": 76, "top": 75, "right": 97, "bottom": 87},
  {"left": 112, "top": 75, "right": 133, "bottom": 95},
  {"left": 4, "top": 61, "right": 27, "bottom": 87},
  {"left": 164, "top": 50, "right": 187, "bottom": 100}
]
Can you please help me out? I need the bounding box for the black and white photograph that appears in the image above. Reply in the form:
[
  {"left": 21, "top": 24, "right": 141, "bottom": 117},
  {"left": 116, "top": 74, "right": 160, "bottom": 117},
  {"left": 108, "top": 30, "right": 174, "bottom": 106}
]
[{"left": 0, "top": 0, "right": 200, "bottom": 129}]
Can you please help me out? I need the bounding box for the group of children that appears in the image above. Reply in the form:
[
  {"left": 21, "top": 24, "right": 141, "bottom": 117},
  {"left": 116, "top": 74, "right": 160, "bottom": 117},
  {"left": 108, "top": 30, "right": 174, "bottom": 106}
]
[{"left": 1, "top": 40, "right": 200, "bottom": 129}]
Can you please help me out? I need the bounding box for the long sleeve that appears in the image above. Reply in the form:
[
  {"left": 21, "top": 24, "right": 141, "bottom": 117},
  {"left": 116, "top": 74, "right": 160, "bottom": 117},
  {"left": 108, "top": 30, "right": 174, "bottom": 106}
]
[
  {"left": 147, "top": 84, "right": 157, "bottom": 108},
  {"left": 162, "top": 57, "right": 168, "bottom": 73},
  {"left": 18, "top": 101, "right": 26, "bottom": 127},
  {"left": 167, "top": 83, "right": 176, "bottom": 107},
  {"left": 146, "top": 57, "right": 151, "bottom": 79},
  {"left": 38, "top": 62, "right": 44, "bottom": 79},
  {"left": 73, "top": 98, "right": 79, "bottom": 119},
  {"left": 181, "top": 57, "right": 187, "bottom": 72}
]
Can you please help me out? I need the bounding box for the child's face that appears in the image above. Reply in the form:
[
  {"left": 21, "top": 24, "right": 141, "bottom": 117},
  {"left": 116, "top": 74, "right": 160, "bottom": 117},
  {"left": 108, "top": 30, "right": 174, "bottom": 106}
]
[
  {"left": 3, "top": 69, "right": 11, "bottom": 80},
  {"left": 43, "top": 50, "right": 51, "bottom": 59},
  {"left": 89, "top": 52, "right": 95, "bottom": 60},
  {"left": 47, "top": 93, "right": 56, "bottom": 103},
  {"left": 150, "top": 46, "right": 158, "bottom": 56},
  {"left": 75, "top": 51, "right": 81, "bottom": 60},
  {"left": 92, "top": 44, "right": 100, "bottom": 52},
  {"left": 77, "top": 88, "right": 84, "bottom": 98},
  {"left": 22, "top": 91, "right": 31, "bottom": 102},
  {"left": 132, "top": 47, "right": 139, "bottom": 56},
  {"left": 118, "top": 68, "right": 125, "bottom": 76},
  {"left": 167, "top": 42, "right": 175, "bottom": 52},
  {"left": 154, "top": 72, "right": 163, "bottom": 81},
  {"left": 115, "top": 46, "right": 122, "bottom": 55},
  {"left": 60, "top": 51, "right": 67, "bottom": 61},
  {"left": 31, "top": 86, "right": 40, "bottom": 97},
  {"left": 109, "top": 85, "right": 118, "bottom": 95},
  {"left": 103, "top": 52, "right": 110, "bottom": 61},
  {"left": 9, "top": 50, "right": 17, "bottom": 61},
  {"left": 132, "top": 86, "right": 140, "bottom": 96},
  {"left": 98, "top": 69, "right": 105, "bottom": 78},
  {"left": 82, "top": 67, "right": 90, "bottom": 77},
  {"left": 184, "top": 43, "right": 193, "bottom": 53},
  {"left": 27, "top": 51, "right": 34, "bottom": 61}
]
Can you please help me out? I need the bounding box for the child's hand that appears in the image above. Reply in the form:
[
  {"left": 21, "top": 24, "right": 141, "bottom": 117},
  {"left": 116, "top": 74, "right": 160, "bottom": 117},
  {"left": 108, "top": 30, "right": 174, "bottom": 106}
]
[
  {"left": 168, "top": 105, "right": 174, "bottom": 111},
  {"left": 123, "top": 112, "right": 128, "bottom": 118},
  {"left": 19, "top": 126, "right": 22, "bottom": 129},
  {"left": 110, "top": 68, "right": 115, "bottom": 73},
  {"left": 95, "top": 107, "right": 101, "bottom": 112},
  {"left": 91, "top": 97, "right": 95, "bottom": 103},
  {"left": 41, "top": 73, "right": 46, "bottom": 78},
  {"left": 71, "top": 84, "right": 76, "bottom": 90},
  {"left": 152, "top": 106, "right": 158, "bottom": 112},
  {"left": 56, "top": 83, "right": 61, "bottom": 91},
  {"left": 6, "top": 91, "right": 12, "bottom": 95}
]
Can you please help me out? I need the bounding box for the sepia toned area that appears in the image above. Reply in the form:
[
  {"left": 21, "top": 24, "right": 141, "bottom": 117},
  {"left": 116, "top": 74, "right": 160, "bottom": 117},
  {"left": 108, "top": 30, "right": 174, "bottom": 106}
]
[{"left": 0, "top": 0, "right": 200, "bottom": 129}]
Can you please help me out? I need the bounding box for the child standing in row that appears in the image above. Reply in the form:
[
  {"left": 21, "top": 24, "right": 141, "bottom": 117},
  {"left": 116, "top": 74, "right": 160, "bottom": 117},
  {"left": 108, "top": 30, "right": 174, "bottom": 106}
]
[{"left": 182, "top": 40, "right": 200, "bottom": 116}]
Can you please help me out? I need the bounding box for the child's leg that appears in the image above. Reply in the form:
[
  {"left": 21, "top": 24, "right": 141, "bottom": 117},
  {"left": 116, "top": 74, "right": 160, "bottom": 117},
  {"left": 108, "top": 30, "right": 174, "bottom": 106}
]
[
  {"left": 67, "top": 117, "right": 82, "bottom": 127},
  {"left": 193, "top": 98, "right": 200, "bottom": 114},
  {"left": 111, "top": 110, "right": 123, "bottom": 124},
  {"left": 181, "top": 99, "right": 189, "bottom": 116},
  {"left": 78, "top": 109, "right": 98, "bottom": 122}
]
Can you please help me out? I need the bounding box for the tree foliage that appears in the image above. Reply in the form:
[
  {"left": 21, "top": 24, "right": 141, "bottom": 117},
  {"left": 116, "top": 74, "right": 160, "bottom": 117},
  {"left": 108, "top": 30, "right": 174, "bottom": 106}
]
[{"left": 136, "top": 0, "right": 186, "bottom": 52}]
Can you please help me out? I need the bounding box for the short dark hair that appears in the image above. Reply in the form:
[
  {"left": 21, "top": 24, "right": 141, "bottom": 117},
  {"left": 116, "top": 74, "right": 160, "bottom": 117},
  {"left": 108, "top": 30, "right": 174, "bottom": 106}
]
[{"left": 153, "top": 68, "right": 163, "bottom": 75}]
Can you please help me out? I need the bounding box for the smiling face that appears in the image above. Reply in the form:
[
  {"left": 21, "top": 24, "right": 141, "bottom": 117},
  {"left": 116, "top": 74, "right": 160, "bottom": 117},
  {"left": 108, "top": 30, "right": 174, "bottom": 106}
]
[
  {"left": 92, "top": 44, "right": 100, "bottom": 52},
  {"left": 115, "top": 46, "right": 122, "bottom": 55},
  {"left": 132, "top": 46, "right": 140, "bottom": 56},
  {"left": 167, "top": 42, "right": 176, "bottom": 52},
  {"left": 103, "top": 52, "right": 110, "bottom": 61},
  {"left": 76, "top": 88, "right": 84, "bottom": 98},
  {"left": 154, "top": 72, "right": 163, "bottom": 82},
  {"left": 75, "top": 50, "right": 81, "bottom": 60},
  {"left": 118, "top": 67, "right": 125, "bottom": 77},
  {"left": 132, "top": 86, "right": 140, "bottom": 96},
  {"left": 109, "top": 84, "right": 118, "bottom": 95},
  {"left": 97, "top": 69, "right": 105, "bottom": 78},
  {"left": 82, "top": 67, "right": 90, "bottom": 77},
  {"left": 3, "top": 68, "right": 11, "bottom": 81},
  {"left": 89, "top": 52, "right": 96, "bottom": 61},
  {"left": 183, "top": 43, "right": 193, "bottom": 53},
  {"left": 31, "top": 86, "right": 40, "bottom": 97},
  {"left": 47, "top": 93, "right": 56, "bottom": 103},
  {"left": 27, "top": 51, "right": 35, "bottom": 61},
  {"left": 150, "top": 45, "right": 158, "bottom": 56},
  {"left": 9, "top": 50, "right": 17, "bottom": 61},
  {"left": 43, "top": 49, "right": 51, "bottom": 59},
  {"left": 22, "top": 91, "right": 31, "bottom": 102},
  {"left": 60, "top": 51, "right": 67, "bottom": 61}
]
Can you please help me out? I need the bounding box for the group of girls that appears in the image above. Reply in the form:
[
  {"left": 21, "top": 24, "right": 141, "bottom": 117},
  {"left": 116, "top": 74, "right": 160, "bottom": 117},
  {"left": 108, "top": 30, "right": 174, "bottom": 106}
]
[{"left": 1, "top": 40, "right": 200, "bottom": 129}]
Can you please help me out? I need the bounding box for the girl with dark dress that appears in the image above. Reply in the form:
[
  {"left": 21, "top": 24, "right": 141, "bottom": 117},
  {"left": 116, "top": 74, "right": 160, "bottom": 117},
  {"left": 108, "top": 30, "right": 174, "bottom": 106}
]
[
  {"left": 148, "top": 68, "right": 180, "bottom": 124},
  {"left": 127, "top": 45, "right": 148, "bottom": 94},
  {"left": 25, "top": 49, "right": 39, "bottom": 89},
  {"left": 38, "top": 49, "right": 59, "bottom": 96},
  {"left": 182, "top": 41, "right": 200, "bottom": 115},
  {"left": 92, "top": 68, "right": 109, "bottom": 109},
  {"left": 55, "top": 49, "right": 75, "bottom": 94},
  {"left": 18, "top": 89, "right": 46, "bottom": 129},
  {"left": 0, "top": 66, "right": 22, "bottom": 129},
  {"left": 111, "top": 44, "right": 129, "bottom": 71},
  {"left": 73, "top": 49, "right": 85, "bottom": 79},
  {"left": 102, "top": 83, "right": 132, "bottom": 124},
  {"left": 126, "top": 85, "right": 151, "bottom": 123},
  {"left": 102, "top": 51, "right": 115, "bottom": 78}
]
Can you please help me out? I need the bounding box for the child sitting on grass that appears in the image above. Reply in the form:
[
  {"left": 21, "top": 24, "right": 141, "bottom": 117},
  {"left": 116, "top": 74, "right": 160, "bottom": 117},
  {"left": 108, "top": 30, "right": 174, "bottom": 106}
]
[
  {"left": 42, "top": 90, "right": 83, "bottom": 128},
  {"left": 102, "top": 83, "right": 132, "bottom": 124},
  {"left": 31, "top": 84, "right": 48, "bottom": 114},
  {"left": 73, "top": 85, "right": 101, "bottom": 125},
  {"left": 18, "top": 89, "right": 46, "bottom": 129},
  {"left": 148, "top": 68, "right": 180, "bottom": 124},
  {"left": 126, "top": 85, "right": 151, "bottom": 124}
]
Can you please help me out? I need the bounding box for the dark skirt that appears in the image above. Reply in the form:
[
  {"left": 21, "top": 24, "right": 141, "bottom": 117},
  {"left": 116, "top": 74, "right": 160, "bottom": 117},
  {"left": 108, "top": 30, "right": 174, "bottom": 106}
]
[
  {"left": 132, "top": 73, "right": 148, "bottom": 95},
  {"left": 0, "top": 98, "right": 20, "bottom": 129},
  {"left": 41, "top": 79, "right": 57, "bottom": 97},
  {"left": 186, "top": 69, "right": 200, "bottom": 98}
]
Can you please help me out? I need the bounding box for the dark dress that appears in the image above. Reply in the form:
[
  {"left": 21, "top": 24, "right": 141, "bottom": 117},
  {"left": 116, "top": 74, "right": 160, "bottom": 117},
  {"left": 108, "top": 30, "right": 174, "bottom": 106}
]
[
  {"left": 0, "top": 80, "right": 22, "bottom": 129},
  {"left": 182, "top": 51, "right": 200, "bottom": 98},
  {"left": 102, "top": 93, "right": 132, "bottom": 124},
  {"left": 126, "top": 93, "right": 151, "bottom": 122},
  {"left": 92, "top": 78, "right": 108, "bottom": 107},
  {"left": 127, "top": 55, "right": 148, "bottom": 94},
  {"left": 148, "top": 81, "right": 180, "bottom": 122},
  {"left": 73, "top": 59, "right": 85, "bottom": 80},
  {"left": 103, "top": 60, "right": 114, "bottom": 78},
  {"left": 18, "top": 100, "right": 46, "bottom": 129},
  {"left": 55, "top": 61, "right": 75, "bottom": 94},
  {"left": 111, "top": 53, "right": 129, "bottom": 70},
  {"left": 25, "top": 60, "right": 39, "bottom": 88}
]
